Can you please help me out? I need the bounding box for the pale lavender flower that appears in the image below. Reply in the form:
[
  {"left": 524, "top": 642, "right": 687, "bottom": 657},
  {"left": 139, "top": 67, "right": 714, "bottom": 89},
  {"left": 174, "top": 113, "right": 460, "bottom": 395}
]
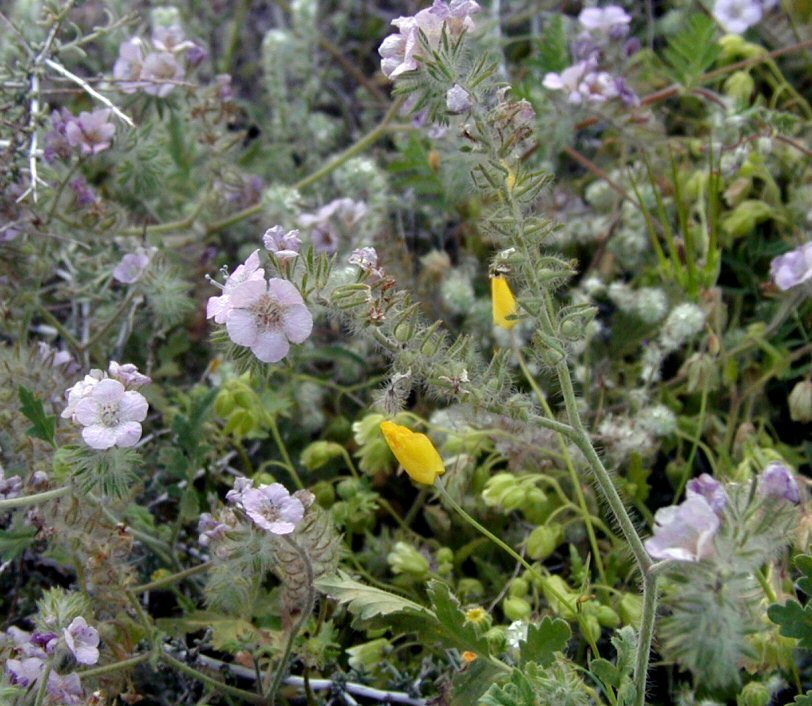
[
  {"left": 64, "top": 109, "right": 115, "bottom": 156},
  {"left": 61, "top": 370, "right": 105, "bottom": 421},
  {"left": 224, "top": 278, "right": 313, "bottom": 363},
  {"left": 579, "top": 70, "right": 620, "bottom": 103},
  {"left": 614, "top": 76, "right": 639, "bottom": 106},
  {"left": 225, "top": 476, "right": 254, "bottom": 506},
  {"left": 263, "top": 226, "right": 301, "bottom": 262},
  {"left": 579, "top": 6, "right": 631, "bottom": 37},
  {"left": 140, "top": 51, "right": 185, "bottom": 97},
  {"left": 197, "top": 513, "right": 228, "bottom": 546},
  {"left": 108, "top": 361, "right": 151, "bottom": 389},
  {"left": 349, "top": 247, "right": 384, "bottom": 282},
  {"left": 206, "top": 249, "right": 265, "bottom": 324},
  {"left": 72, "top": 378, "right": 149, "bottom": 450},
  {"left": 47, "top": 672, "right": 84, "bottom": 705},
  {"left": 713, "top": 0, "right": 763, "bottom": 34},
  {"left": 152, "top": 24, "right": 196, "bottom": 54},
  {"left": 43, "top": 108, "right": 75, "bottom": 162},
  {"left": 299, "top": 198, "right": 368, "bottom": 254},
  {"left": 63, "top": 617, "right": 99, "bottom": 666},
  {"left": 37, "top": 342, "right": 74, "bottom": 370},
  {"left": 113, "top": 37, "right": 147, "bottom": 93},
  {"left": 759, "top": 462, "right": 801, "bottom": 504},
  {"left": 446, "top": 84, "right": 473, "bottom": 113},
  {"left": 770, "top": 242, "right": 812, "bottom": 291},
  {"left": 542, "top": 61, "right": 594, "bottom": 104},
  {"left": 187, "top": 44, "right": 208, "bottom": 68},
  {"left": 0, "top": 468, "right": 23, "bottom": 500},
  {"left": 240, "top": 483, "right": 305, "bottom": 535},
  {"left": 379, "top": 0, "right": 481, "bottom": 79},
  {"left": 113, "top": 248, "right": 155, "bottom": 284},
  {"left": 6, "top": 657, "right": 44, "bottom": 687},
  {"left": 686, "top": 473, "right": 729, "bottom": 515},
  {"left": 70, "top": 178, "right": 97, "bottom": 207},
  {"left": 644, "top": 495, "right": 720, "bottom": 561},
  {"left": 30, "top": 632, "right": 59, "bottom": 655}
]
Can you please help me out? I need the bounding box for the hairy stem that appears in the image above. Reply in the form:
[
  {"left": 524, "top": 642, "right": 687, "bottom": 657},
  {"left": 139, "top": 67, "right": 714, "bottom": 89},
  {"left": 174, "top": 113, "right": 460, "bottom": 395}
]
[{"left": 0, "top": 484, "right": 71, "bottom": 511}]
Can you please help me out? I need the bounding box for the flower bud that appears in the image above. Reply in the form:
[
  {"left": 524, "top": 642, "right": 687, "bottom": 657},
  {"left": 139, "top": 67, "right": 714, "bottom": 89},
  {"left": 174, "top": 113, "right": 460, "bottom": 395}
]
[
  {"left": 526, "top": 524, "right": 563, "bottom": 560},
  {"left": 300, "top": 440, "right": 345, "bottom": 470},
  {"left": 724, "top": 71, "right": 754, "bottom": 104},
  {"left": 347, "top": 638, "right": 391, "bottom": 672},
  {"left": 596, "top": 605, "right": 620, "bottom": 628},
  {"left": 310, "top": 480, "right": 336, "bottom": 507},
  {"left": 458, "top": 578, "right": 484, "bottom": 600},
  {"left": 387, "top": 541, "right": 430, "bottom": 578},
  {"left": 485, "top": 626, "right": 507, "bottom": 652},
  {"left": 436, "top": 547, "right": 454, "bottom": 564},
  {"left": 502, "top": 596, "right": 532, "bottom": 621},
  {"left": 788, "top": 380, "right": 812, "bottom": 422},
  {"left": 509, "top": 577, "right": 530, "bottom": 598},
  {"left": 581, "top": 615, "right": 601, "bottom": 644},
  {"left": 464, "top": 606, "right": 491, "bottom": 629},
  {"left": 331, "top": 283, "right": 371, "bottom": 309},
  {"left": 736, "top": 682, "right": 770, "bottom": 706},
  {"left": 214, "top": 390, "right": 236, "bottom": 417},
  {"left": 619, "top": 593, "right": 643, "bottom": 625},
  {"left": 681, "top": 352, "right": 720, "bottom": 393}
]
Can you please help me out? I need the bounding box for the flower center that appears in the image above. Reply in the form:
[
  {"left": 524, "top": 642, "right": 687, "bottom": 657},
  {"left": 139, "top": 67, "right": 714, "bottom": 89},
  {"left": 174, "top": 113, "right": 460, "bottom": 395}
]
[
  {"left": 251, "top": 294, "right": 283, "bottom": 332},
  {"left": 99, "top": 402, "right": 120, "bottom": 427}
]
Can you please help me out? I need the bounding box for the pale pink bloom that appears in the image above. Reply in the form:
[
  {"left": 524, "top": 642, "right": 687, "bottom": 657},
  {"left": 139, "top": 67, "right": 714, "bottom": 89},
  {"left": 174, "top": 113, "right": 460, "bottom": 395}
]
[
  {"left": 686, "top": 474, "right": 728, "bottom": 515},
  {"left": 644, "top": 495, "right": 720, "bottom": 562},
  {"left": 61, "top": 370, "right": 105, "bottom": 421},
  {"left": 263, "top": 226, "right": 301, "bottom": 262},
  {"left": 579, "top": 70, "right": 620, "bottom": 102},
  {"left": 206, "top": 249, "right": 265, "bottom": 324},
  {"left": 349, "top": 247, "right": 384, "bottom": 282},
  {"left": 6, "top": 657, "right": 44, "bottom": 687},
  {"left": 542, "top": 61, "right": 594, "bottom": 104},
  {"left": 140, "top": 51, "right": 185, "bottom": 97},
  {"left": 225, "top": 476, "right": 254, "bottom": 506},
  {"left": 770, "top": 242, "right": 812, "bottom": 291},
  {"left": 713, "top": 0, "right": 763, "bottom": 34},
  {"left": 37, "top": 341, "right": 74, "bottom": 370},
  {"left": 224, "top": 278, "right": 313, "bottom": 363},
  {"left": 239, "top": 483, "right": 305, "bottom": 535},
  {"left": 108, "top": 361, "right": 151, "bottom": 389},
  {"left": 113, "top": 248, "right": 155, "bottom": 284},
  {"left": 152, "top": 24, "right": 196, "bottom": 53},
  {"left": 64, "top": 109, "right": 115, "bottom": 155},
  {"left": 759, "top": 462, "right": 801, "bottom": 504},
  {"left": 72, "top": 378, "right": 148, "bottom": 449},
  {"left": 63, "top": 617, "right": 99, "bottom": 666},
  {"left": 197, "top": 512, "right": 229, "bottom": 546},
  {"left": 379, "top": 0, "right": 481, "bottom": 79},
  {"left": 578, "top": 6, "right": 631, "bottom": 35},
  {"left": 113, "top": 38, "right": 147, "bottom": 93},
  {"left": 47, "top": 672, "right": 84, "bottom": 704}
]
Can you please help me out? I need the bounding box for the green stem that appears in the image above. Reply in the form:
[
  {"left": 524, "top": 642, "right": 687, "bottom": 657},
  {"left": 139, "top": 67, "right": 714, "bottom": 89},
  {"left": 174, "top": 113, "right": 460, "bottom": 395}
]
[
  {"left": 79, "top": 652, "right": 152, "bottom": 679},
  {"left": 268, "top": 416, "right": 303, "bottom": 490},
  {"left": 33, "top": 663, "right": 52, "bottom": 706},
  {"left": 132, "top": 561, "right": 212, "bottom": 593},
  {"left": 0, "top": 485, "right": 71, "bottom": 511},
  {"left": 161, "top": 650, "right": 265, "bottom": 704},
  {"left": 633, "top": 570, "right": 658, "bottom": 705}
]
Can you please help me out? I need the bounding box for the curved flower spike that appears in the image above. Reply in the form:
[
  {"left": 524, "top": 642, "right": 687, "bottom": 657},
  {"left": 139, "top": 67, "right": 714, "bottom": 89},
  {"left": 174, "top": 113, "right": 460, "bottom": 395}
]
[
  {"left": 491, "top": 275, "right": 518, "bottom": 330},
  {"left": 380, "top": 421, "right": 445, "bottom": 485}
]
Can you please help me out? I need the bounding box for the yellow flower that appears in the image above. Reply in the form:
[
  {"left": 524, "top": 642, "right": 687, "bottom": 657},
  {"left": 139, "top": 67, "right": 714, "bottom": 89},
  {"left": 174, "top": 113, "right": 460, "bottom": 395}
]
[
  {"left": 491, "top": 275, "right": 518, "bottom": 330},
  {"left": 380, "top": 420, "right": 445, "bottom": 485}
]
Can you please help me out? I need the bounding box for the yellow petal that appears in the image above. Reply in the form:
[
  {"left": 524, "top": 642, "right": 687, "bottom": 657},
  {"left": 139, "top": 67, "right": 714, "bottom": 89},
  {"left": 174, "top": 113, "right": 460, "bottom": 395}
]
[
  {"left": 491, "top": 275, "right": 518, "bottom": 330},
  {"left": 380, "top": 421, "right": 445, "bottom": 485}
]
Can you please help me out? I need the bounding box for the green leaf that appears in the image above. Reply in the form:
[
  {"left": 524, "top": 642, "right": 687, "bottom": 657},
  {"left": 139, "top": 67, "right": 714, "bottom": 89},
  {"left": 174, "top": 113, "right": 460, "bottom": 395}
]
[
  {"left": 450, "top": 659, "right": 506, "bottom": 706},
  {"left": 427, "top": 580, "right": 492, "bottom": 655},
  {"left": 768, "top": 599, "right": 812, "bottom": 649},
  {"left": 0, "top": 527, "right": 37, "bottom": 560},
  {"left": 18, "top": 386, "right": 55, "bottom": 446},
  {"left": 662, "top": 14, "right": 721, "bottom": 87},
  {"left": 157, "top": 611, "right": 268, "bottom": 651},
  {"left": 792, "top": 692, "right": 812, "bottom": 706},
  {"left": 590, "top": 657, "right": 621, "bottom": 688},
  {"left": 316, "top": 572, "right": 431, "bottom": 623},
  {"left": 519, "top": 616, "right": 571, "bottom": 667},
  {"left": 794, "top": 554, "right": 812, "bottom": 596},
  {"left": 534, "top": 14, "right": 569, "bottom": 74},
  {"left": 480, "top": 669, "right": 536, "bottom": 706}
]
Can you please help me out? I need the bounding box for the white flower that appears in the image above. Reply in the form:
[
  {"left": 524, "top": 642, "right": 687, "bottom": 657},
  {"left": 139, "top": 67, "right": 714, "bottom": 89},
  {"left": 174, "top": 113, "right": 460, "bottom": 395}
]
[
  {"left": 578, "top": 6, "right": 631, "bottom": 35},
  {"left": 206, "top": 249, "right": 265, "bottom": 324},
  {"left": 61, "top": 370, "right": 105, "bottom": 421},
  {"left": 224, "top": 278, "right": 313, "bottom": 363},
  {"left": 542, "top": 61, "right": 594, "bottom": 104},
  {"left": 72, "top": 378, "right": 148, "bottom": 449},
  {"left": 713, "top": 0, "right": 763, "bottom": 34}
]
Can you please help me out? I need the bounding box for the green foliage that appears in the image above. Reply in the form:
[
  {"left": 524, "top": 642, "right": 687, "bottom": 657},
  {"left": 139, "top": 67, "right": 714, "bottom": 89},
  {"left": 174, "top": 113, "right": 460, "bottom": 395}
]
[
  {"left": 768, "top": 554, "right": 812, "bottom": 651},
  {"left": 519, "top": 616, "right": 571, "bottom": 667},
  {"left": 661, "top": 14, "right": 721, "bottom": 87},
  {"left": 533, "top": 14, "right": 569, "bottom": 75},
  {"left": 18, "top": 385, "right": 55, "bottom": 446},
  {"left": 480, "top": 669, "right": 537, "bottom": 706},
  {"left": 0, "top": 527, "right": 37, "bottom": 560},
  {"left": 55, "top": 445, "right": 140, "bottom": 499}
]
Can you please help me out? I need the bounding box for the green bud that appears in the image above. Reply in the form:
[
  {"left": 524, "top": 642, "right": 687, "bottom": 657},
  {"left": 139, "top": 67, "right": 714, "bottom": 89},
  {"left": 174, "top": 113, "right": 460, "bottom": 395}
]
[
  {"left": 150, "top": 6, "right": 182, "bottom": 27},
  {"left": 509, "top": 577, "right": 530, "bottom": 598},
  {"left": 300, "top": 440, "right": 345, "bottom": 470},
  {"left": 501, "top": 486, "right": 527, "bottom": 512},
  {"left": 619, "top": 593, "right": 643, "bottom": 626},
  {"left": 722, "top": 200, "right": 774, "bottom": 239},
  {"left": 223, "top": 409, "right": 256, "bottom": 436},
  {"left": 596, "top": 605, "right": 620, "bottom": 628},
  {"left": 233, "top": 389, "right": 256, "bottom": 409},
  {"left": 310, "top": 480, "right": 336, "bottom": 507},
  {"left": 214, "top": 391, "right": 236, "bottom": 417},
  {"left": 724, "top": 71, "right": 754, "bottom": 104},
  {"left": 502, "top": 596, "right": 532, "bottom": 622},
  {"left": 436, "top": 547, "right": 454, "bottom": 564},
  {"left": 482, "top": 472, "right": 517, "bottom": 507},
  {"left": 788, "top": 380, "right": 812, "bottom": 422},
  {"left": 336, "top": 478, "right": 364, "bottom": 500},
  {"left": 485, "top": 626, "right": 507, "bottom": 653},
  {"left": 736, "top": 682, "right": 770, "bottom": 706},
  {"left": 526, "top": 525, "right": 563, "bottom": 560},
  {"left": 458, "top": 578, "right": 484, "bottom": 600},
  {"left": 581, "top": 615, "right": 601, "bottom": 644},
  {"left": 681, "top": 352, "right": 720, "bottom": 393},
  {"left": 331, "top": 283, "right": 371, "bottom": 309},
  {"left": 346, "top": 638, "right": 391, "bottom": 672},
  {"left": 387, "top": 542, "right": 430, "bottom": 578}
]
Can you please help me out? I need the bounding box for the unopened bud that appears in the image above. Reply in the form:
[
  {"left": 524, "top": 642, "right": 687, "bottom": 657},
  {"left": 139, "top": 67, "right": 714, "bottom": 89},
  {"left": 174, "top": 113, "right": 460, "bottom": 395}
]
[{"left": 788, "top": 380, "right": 812, "bottom": 422}]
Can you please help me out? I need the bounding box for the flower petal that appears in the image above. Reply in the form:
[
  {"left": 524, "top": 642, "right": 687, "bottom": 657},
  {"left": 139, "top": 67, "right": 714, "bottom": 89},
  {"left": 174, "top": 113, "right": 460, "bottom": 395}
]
[
  {"left": 267, "top": 278, "right": 304, "bottom": 306},
  {"left": 82, "top": 425, "right": 116, "bottom": 450},
  {"left": 112, "top": 421, "right": 143, "bottom": 447},
  {"left": 283, "top": 304, "right": 313, "bottom": 343},
  {"left": 226, "top": 309, "right": 258, "bottom": 346},
  {"left": 119, "top": 391, "right": 149, "bottom": 422},
  {"left": 251, "top": 330, "right": 289, "bottom": 363}
]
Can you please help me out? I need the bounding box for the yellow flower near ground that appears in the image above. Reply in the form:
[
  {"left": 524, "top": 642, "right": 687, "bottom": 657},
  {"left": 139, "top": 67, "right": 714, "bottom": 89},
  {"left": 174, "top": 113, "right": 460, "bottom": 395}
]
[
  {"left": 491, "top": 275, "right": 518, "bottom": 329},
  {"left": 380, "top": 420, "right": 445, "bottom": 485}
]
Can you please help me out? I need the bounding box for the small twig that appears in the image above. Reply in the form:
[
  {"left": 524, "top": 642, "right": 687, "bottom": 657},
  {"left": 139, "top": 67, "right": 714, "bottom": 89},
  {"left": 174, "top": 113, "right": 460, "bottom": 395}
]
[{"left": 44, "top": 59, "right": 135, "bottom": 127}]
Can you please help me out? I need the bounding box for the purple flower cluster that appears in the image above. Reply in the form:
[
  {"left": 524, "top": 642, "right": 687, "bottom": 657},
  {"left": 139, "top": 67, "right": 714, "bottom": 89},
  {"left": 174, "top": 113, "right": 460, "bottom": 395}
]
[
  {"left": 4, "top": 618, "right": 99, "bottom": 704},
  {"left": 770, "top": 242, "right": 812, "bottom": 291},
  {"left": 113, "top": 24, "right": 203, "bottom": 97},
  {"left": 62, "top": 362, "right": 151, "bottom": 450},
  {"left": 349, "top": 247, "right": 385, "bottom": 283},
  {"left": 542, "top": 6, "right": 638, "bottom": 107},
  {"left": 645, "top": 465, "right": 801, "bottom": 562},
  {"left": 713, "top": 0, "right": 779, "bottom": 35},
  {"left": 206, "top": 248, "right": 313, "bottom": 363},
  {"left": 263, "top": 225, "right": 302, "bottom": 263},
  {"left": 226, "top": 478, "right": 309, "bottom": 535},
  {"left": 44, "top": 108, "right": 116, "bottom": 161}
]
